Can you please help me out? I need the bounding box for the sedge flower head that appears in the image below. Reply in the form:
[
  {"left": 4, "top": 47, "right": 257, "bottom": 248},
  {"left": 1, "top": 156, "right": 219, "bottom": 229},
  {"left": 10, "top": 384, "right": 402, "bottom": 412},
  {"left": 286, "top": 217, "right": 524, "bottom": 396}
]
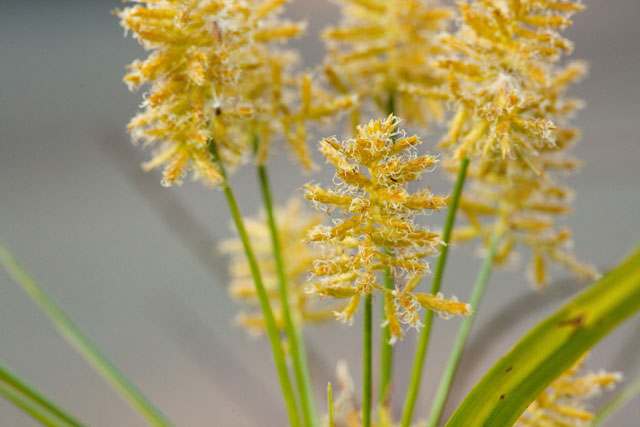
[
  {"left": 441, "top": 0, "right": 597, "bottom": 287},
  {"left": 117, "top": 0, "right": 304, "bottom": 187},
  {"left": 305, "top": 115, "right": 470, "bottom": 341},
  {"left": 323, "top": 0, "right": 453, "bottom": 126},
  {"left": 221, "top": 197, "right": 341, "bottom": 336},
  {"left": 517, "top": 353, "right": 622, "bottom": 427},
  {"left": 439, "top": 0, "right": 587, "bottom": 161}
]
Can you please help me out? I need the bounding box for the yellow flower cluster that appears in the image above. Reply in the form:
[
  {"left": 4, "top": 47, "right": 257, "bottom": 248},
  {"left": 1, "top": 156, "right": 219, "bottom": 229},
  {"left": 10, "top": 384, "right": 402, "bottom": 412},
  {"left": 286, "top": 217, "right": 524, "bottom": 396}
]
[
  {"left": 439, "top": 0, "right": 587, "bottom": 160},
  {"left": 117, "top": 0, "right": 305, "bottom": 187},
  {"left": 221, "top": 197, "right": 341, "bottom": 335},
  {"left": 517, "top": 353, "right": 621, "bottom": 426},
  {"left": 435, "top": 0, "right": 597, "bottom": 287},
  {"left": 323, "top": 0, "right": 452, "bottom": 126},
  {"left": 305, "top": 115, "right": 470, "bottom": 341}
]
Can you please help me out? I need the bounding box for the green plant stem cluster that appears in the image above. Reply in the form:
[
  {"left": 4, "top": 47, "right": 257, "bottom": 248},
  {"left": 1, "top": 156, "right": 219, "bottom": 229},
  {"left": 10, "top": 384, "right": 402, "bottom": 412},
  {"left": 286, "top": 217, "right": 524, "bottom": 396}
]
[
  {"left": 0, "top": 361, "right": 83, "bottom": 427},
  {"left": 211, "top": 142, "right": 303, "bottom": 427},
  {"left": 254, "top": 136, "right": 319, "bottom": 427}
]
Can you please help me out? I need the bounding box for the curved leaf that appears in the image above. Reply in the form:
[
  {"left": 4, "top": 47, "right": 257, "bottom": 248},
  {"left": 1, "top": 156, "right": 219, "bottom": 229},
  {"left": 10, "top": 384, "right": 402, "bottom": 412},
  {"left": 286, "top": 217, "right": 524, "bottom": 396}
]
[{"left": 446, "top": 246, "right": 640, "bottom": 427}]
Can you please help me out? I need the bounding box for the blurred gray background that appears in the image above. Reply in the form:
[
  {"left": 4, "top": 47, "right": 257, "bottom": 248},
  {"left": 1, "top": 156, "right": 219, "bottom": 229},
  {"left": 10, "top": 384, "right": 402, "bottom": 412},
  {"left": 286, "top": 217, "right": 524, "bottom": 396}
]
[{"left": 1, "top": 0, "right": 639, "bottom": 425}]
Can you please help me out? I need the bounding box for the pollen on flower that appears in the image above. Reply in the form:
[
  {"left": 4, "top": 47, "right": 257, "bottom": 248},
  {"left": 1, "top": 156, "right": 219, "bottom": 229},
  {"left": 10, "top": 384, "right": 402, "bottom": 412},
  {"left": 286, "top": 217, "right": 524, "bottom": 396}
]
[
  {"left": 305, "top": 115, "right": 469, "bottom": 340},
  {"left": 516, "top": 353, "right": 622, "bottom": 427},
  {"left": 221, "top": 197, "right": 342, "bottom": 337}
]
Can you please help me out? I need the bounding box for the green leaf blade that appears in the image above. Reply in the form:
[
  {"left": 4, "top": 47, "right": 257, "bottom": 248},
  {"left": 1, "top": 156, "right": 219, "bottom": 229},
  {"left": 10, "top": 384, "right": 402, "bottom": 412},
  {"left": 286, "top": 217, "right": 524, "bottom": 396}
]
[{"left": 446, "top": 247, "right": 640, "bottom": 427}]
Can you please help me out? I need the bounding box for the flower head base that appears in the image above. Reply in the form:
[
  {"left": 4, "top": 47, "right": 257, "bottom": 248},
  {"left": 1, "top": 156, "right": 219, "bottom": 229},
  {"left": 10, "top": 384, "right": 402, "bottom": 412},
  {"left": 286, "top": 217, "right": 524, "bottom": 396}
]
[
  {"left": 517, "top": 353, "right": 622, "bottom": 427},
  {"left": 323, "top": 0, "right": 452, "bottom": 126},
  {"left": 221, "top": 197, "right": 340, "bottom": 336},
  {"left": 117, "top": 0, "right": 304, "bottom": 187},
  {"left": 306, "top": 115, "right": 470, "bottom": 340}
]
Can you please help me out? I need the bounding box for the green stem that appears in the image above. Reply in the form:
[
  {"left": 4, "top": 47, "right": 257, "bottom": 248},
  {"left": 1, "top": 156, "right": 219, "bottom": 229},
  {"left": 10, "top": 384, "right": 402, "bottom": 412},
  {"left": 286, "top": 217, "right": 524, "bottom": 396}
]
[
  {"left": 210, "top": 142, "right": 301, "bottom": 427},
  {"left": 377, "top": 90, "right": 396, "bottom": 413},
  {"left": 426, "top": 230, "right": 501, "bottom": 427},
  {"left": 0, "top": 382, "right": 66, "bottom": 427},
  {"left": 386, "top": 90, "right": 395, "bottom": 119},
  {"left": 591, "top": 375, "right": 640, "bottom": 426},
  {"left": 400, "top": 156, "right": 470, "bottom": 427},
  {"left": 0, "top": 244, "right": 171, "bottom": 427},
  {"left": 0, "top": 362, "right": 83, "bottom": 426},
  {"left": 327, "top": 383, "right": 335, "bottom": 427},
  {"left": 378, "top": 264, "right": 394, "bottom": 408},
  {"left": 363, "top": 293, "right": 373, "bottom": 427},
  {"left": 255, "top": 145, "right": 317, "bottom": 427}
]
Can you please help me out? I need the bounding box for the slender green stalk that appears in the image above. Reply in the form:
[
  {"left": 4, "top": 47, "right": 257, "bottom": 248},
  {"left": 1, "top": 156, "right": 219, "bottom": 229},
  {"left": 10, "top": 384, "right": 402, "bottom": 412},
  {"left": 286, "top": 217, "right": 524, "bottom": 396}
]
[
  {"left": 377, "top": 90, "right": 396, "bottom": 411},
  {"left": 0, "top": 244, "right": 171, "bottom": 427},
  {"left": 591, "top": 375, "right": 640, "bottom": 426},
  {"left": 400, "top": 156, "right": 470, "bottom": 426},
  {"left": 254, "top": 137, "right": 317, "bottom": 427},
  {"left": 362, "top": 293, "right": 373, "bottom": 427},
  {"left": 386, "top": 90, "right": 395, "bottom": 119},
  {"left": 378, "top": 265, "right": 394, "bottom": 408},
  {"left": 210, "top": 142, "right": 301, "bottom": 427},
  {"left": 426, "top": 230, "right": 501, "bottom": 427},
  {"left": 327, "top": 383, "right": 335, "bottom": 427},
  {"left": 0, "top": 362, "right": 83, "bottom": 426},
  {"left": 0, "top": 381, "right": 66, "bottom": 427}
]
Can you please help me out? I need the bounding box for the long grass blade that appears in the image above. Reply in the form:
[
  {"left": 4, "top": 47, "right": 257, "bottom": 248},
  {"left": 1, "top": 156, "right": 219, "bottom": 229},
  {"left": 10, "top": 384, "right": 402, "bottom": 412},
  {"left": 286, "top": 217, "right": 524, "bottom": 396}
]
[
  {"left": 445, "top": 246, "right": 640, "bottom": 426},
  {"left": 0, "top": 362, "right": 83, "bottom": 426},
  {"left": 0, "top": 243, "right": 172, "bottom": 426}
]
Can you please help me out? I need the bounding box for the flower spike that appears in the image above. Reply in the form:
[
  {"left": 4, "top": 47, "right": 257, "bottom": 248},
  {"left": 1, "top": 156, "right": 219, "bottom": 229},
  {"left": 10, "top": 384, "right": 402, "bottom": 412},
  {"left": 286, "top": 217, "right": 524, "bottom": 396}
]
[{"left": 306, "top": 116, "right": 469, "bottom": 340}]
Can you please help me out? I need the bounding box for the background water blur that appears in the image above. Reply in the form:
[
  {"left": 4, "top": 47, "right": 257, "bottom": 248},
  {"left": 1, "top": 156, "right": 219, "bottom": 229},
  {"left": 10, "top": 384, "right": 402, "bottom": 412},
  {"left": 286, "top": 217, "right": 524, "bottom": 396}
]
[{"left": 1, "top": 1, "right": 639, "bottom": 425}]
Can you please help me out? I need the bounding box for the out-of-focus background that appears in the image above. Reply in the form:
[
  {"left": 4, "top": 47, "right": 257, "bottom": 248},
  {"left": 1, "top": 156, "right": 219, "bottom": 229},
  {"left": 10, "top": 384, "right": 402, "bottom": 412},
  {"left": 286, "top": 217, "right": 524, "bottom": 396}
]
[{"left": 1, "top": 1, "right": 639, "bottom": 425}]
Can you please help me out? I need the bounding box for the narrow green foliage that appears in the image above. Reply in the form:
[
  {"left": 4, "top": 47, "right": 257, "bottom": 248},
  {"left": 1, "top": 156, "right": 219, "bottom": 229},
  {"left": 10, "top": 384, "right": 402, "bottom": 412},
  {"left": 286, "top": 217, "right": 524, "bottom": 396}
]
[
  {"left": 254, "top": 136, "right": 318, "bottom": 427},
  {"left": 378, "top": 264, "right": 394, "bottom": 409},
  {"left": 0, "top": 243, "right": 171, "bottom": 427},
  {"left": 327, "top": 382, "right": 335, "bottom": 427},
  {"left": 363, "top": 293, "right": 373, "bottom": 427},
  {"left": 0, "top": 362, "right": 84, "bottom": 426},
  {"left": 446, "top": 246, "right": 640, "bottom": 426}
]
